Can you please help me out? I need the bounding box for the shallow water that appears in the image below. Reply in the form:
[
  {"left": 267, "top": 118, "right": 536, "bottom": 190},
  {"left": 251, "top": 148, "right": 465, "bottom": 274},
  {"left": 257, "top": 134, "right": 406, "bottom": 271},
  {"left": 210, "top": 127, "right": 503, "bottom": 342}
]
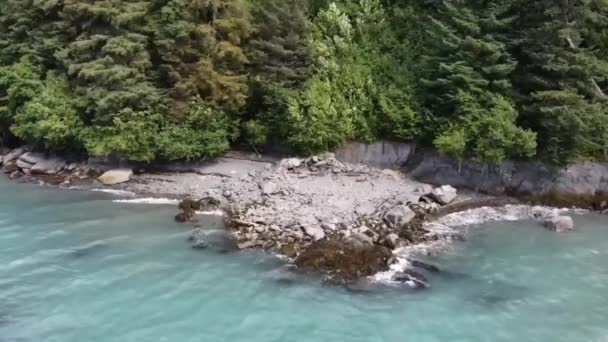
[{"left": 1, "top": 176, "right": 608, "bottom": 342}]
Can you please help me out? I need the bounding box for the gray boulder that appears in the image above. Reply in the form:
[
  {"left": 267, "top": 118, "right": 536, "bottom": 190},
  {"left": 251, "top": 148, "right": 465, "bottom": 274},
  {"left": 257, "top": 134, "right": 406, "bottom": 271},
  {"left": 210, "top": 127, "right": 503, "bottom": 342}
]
[
  {"left": 302, "top": 225, "right": 326, "bottom": 241},
  {"left": 347, "top": 232, "right": 374, "bottom": 247},
  {"left": 383, "top": 233, "right": 401, "bottom": 249},
  {"left": 3, "top": 147, "right": 27, "bottom": 163},
  {"left": 98, "top": 169, "right": 133, "bottom": 185},
  {"left": 31, "top": 158, "right": 66, "bottom": 175},
  {"left": 16, "top": 159, "right": 33, "bottom": 170},
  {"left": 18, "top": 152, "right": 46, "bottom": 165},
  {"left": 430, "top": 185, "right": 458, "bottom": 205},
  {"left": 544, "top": 215, "right": 575, "bottom": 233},
  {"left": 281, "top": 158, "right": 302, "bottom": 170},
  {"left": 383, "top": 205, "right": 416, "bottom": 228}
]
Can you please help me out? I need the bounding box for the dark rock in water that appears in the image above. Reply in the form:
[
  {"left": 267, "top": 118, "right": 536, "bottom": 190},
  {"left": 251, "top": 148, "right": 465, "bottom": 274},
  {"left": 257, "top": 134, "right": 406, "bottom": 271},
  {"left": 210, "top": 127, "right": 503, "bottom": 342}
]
[
  {"left": 175, "top": 209, "right": 195, "bottom": 223},
  {"left": 479, "top": 294, "right": 510, "bottom": 305},
  {"left": 280, "top": 243, "right": 298, "bottom": 258},
  {"left": 408, "top": 259, "right": 441, "bottom": 273},
  {"left": 189, "top": 227, "right": 209, "bottom": 249},
  {"left": 393, "top": 269, "right": 430, "bottom": 289},
  {"left": 191, "top": 240, "right": 209, "bottom": 249},
  {"left": 436, "top": 270, "right": 471, "bottom": 281},
  {"left": 70, "top": 241, "right": 108, "bottom": 258},
  {"left": 294, "top": 239, "right": 393, "bottom": 284}
]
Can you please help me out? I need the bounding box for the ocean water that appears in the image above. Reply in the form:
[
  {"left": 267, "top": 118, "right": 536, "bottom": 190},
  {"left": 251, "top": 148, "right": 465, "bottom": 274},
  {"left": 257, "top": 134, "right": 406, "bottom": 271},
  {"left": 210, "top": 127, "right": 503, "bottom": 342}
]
[{"left": 1, "top": 176, "right": 608, "bottom": 342}]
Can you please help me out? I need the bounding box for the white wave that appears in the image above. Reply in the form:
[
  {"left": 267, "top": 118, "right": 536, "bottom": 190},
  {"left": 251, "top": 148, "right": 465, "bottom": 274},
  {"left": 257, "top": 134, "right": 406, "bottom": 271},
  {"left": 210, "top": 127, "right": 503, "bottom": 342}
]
[
  {"left": 373, "top": 204, "right": 587, "bottom": 283},
  {"left": 113, "top": 197, "right": 179, "bottom": 205},
  {"left": 196, "top": 209, "right": 225, "bottom": 216},
  {"left": 92, "top": 189, "right": 136, "bottom": 197}
]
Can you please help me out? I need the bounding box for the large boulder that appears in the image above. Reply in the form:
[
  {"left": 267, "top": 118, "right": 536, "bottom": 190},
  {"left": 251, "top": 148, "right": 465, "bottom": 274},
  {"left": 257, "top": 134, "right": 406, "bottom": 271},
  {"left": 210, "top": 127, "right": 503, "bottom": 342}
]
[
  {"left": 302, "top": 225, "right": 326, "bottom": 241},
  {"left": 98, "top": 169, "right": 133, "bottom": 185},
  {"left": 2, "top": 147, "right": 27, "bottom": 163},
  {"left": 30, "top": 158, "right": 66, "bottom": 175},
  {"left": 346, "top": 232, "right": 374, "bottom": 248},
  {"left": 430, "top": 185, "right": 458, "bottom": 205},
  {"left": 281, "top": 158, "right": 302, "bottom": 170},
  {"left": 2, "top": 161, "right": 19, "bottom": 174},
  {"left": 544, "top": 215, "right": 575, "bottom": 233},
  {"left": 383, "top": 233, "right": 401, "bottom": 250},
  {"left": 295, "top": 240, "right": 393, "bottom": 283},
  {"left": 383, "top": 205, "right": 416, "bottom": 228},
  {"left": 16, "top": 159, "right": 33, "bottom": 170},
  {"left": 18, "top": 152, "right": 46, "bottom": 165}
]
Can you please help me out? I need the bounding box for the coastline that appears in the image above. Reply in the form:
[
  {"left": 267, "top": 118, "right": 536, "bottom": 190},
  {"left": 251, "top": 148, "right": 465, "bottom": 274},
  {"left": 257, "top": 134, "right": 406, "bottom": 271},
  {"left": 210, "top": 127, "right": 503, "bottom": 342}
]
[{"left": 0, "top": 145, "right": 590, "bottom": 286}]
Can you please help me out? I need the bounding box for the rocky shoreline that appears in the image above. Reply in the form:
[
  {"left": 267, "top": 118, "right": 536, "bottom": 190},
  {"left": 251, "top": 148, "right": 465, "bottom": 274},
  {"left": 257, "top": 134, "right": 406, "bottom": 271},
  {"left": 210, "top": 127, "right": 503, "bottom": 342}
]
[{"left": 0, "top": 146, "right": 582, "bottom": 286}]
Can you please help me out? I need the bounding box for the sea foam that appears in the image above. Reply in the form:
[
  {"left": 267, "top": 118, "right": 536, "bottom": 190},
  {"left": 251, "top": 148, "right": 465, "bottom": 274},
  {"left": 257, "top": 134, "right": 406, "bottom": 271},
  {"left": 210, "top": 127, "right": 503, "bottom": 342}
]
[{"left": 373, "top": 204, "right": 586, "bottom": 283}]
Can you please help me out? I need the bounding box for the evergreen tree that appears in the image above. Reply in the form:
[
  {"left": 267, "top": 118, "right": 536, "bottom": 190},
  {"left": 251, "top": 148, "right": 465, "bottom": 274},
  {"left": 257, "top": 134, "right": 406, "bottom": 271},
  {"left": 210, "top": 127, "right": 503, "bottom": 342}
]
[
  {"left": 512, "top": 0, "right": 608, "bottom": 163},
  {"left": 57, "top": 0, "right": 160, "bottom": 125},
  {"left": 423, "top": 0, "right": 536, "bottom": 163},
  {"left": 152, "top": 0, "right": 252, "bottom": 114},
  {"left": 243, "top": 0, "right": 313, "bottom": 145},
  {"left": 247, "top": 0, "right": 312, "bottom": 87}
]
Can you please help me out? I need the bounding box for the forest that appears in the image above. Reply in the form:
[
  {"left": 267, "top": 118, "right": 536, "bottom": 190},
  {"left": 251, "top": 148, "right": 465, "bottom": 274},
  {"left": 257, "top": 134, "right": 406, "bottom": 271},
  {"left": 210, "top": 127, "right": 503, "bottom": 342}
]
[{"left": 0, "top": 0, "right": 607, "bottom": 165}]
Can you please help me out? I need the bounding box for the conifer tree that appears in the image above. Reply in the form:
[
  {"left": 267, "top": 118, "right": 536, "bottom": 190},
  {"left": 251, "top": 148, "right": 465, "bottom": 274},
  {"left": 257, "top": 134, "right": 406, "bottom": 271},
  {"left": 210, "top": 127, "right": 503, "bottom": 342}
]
[
  {"left": 511, "top": 0, "right": 608, "bottom": 163},
  {"left": 423, "top": 0, "right": 536, "bottom": 163},
  {"left": 247, "top": 0, "right": 312, "bottom": 87},
  {"left": 57, "top": 0, "right": 160, "bottom": 125},
  {"left": 152, "top": 0, "right": 252, "bottom": 114}
]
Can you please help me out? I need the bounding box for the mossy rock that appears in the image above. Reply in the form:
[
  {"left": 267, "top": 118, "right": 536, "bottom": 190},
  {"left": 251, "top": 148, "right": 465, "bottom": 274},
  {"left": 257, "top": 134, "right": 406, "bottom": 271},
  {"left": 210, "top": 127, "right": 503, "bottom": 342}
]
[{"left": 294, "top": 240, "right": 393, "bottom": 283}]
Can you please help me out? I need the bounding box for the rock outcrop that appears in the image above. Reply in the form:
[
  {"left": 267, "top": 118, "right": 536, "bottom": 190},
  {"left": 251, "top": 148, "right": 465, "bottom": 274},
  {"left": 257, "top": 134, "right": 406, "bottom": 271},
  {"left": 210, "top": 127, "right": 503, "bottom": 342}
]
[
  {"left": 294, "top": 240, "right": 393, "bottom": 283},
  {"left": 167, "top": 152, "right": 467, "bottom": 283}
]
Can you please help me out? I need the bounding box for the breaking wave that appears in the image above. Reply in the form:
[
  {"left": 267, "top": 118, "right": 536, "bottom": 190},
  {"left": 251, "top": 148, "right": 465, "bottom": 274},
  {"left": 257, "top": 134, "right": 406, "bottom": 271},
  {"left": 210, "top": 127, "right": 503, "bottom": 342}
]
[{"left": 374, "top": 204, "right": 586, "bottom": 283}]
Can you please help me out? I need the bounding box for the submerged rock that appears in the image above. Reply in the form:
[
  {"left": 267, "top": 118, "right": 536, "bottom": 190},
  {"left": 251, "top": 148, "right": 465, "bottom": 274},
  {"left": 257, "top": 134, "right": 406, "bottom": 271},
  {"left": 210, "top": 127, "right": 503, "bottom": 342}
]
[
  {"left": 98, "top": 169, "right": 133, "bottom": 185},
  {"left": 544, "top": 215, "right": 575, "bottom": 232},
  {"left": 408, "top": 259, "right": 441, "bottom": 273},
  {"left": 393, "top": 269, "right": 430, "bottom": 289},
  {"left": 294, "top": 240, "right": 393, "bottom": 283},
  {"left": 175, "top": 210, "right": 195, "bottom": 223}
]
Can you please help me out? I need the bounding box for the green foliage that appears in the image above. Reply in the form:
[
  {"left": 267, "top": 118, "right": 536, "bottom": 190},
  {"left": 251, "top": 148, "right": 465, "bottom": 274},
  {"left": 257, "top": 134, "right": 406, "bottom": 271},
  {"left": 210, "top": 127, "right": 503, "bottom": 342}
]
[
  {"left": 0, "top": 56, "right": 43, "bottom": 144},
  {"left": 0, "top": 0, "right": 606, "bottom": 165},
  {"left": 82, "top": 109, "right": 163, "bottom": 162},
  {"left": 242, "top": 119, "right": 268, "bottom": 147},
  {"left": 12, "top": 75, "right": 83, "bottom": 151},
  {"left": 435, "top": 91, "right": 537, "bottom": 164},
  {"left": 157, "top": 98, "right": 237, "bottom": 161},
  {"left": 286, "top": 0, "right": 418, "bottom": 154},
  {"left": 434, "top": 127, "right": 467, "bottom": 162},
  {"left": 511, "top": 0, "right": 608, "bottom": 163},
  {"left": 287, "top": 77, "right": 354, "bottom": 154},
  {"left": 152, "top": 0, "right": 253, "bottom": 114}
]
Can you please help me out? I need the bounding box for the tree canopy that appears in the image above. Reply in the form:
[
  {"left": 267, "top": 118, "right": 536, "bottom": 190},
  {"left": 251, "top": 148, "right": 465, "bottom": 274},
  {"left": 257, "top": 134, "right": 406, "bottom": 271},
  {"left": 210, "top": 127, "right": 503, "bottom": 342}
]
[{"left": 0, "top": 0, "right": 606, "bottom": 165}]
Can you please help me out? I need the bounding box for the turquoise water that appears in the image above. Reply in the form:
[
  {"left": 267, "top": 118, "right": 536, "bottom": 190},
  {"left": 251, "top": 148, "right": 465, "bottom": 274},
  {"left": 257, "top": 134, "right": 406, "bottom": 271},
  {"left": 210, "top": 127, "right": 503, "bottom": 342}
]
[{"left": 1, "top": 176, "right": 608, "bottom": 342}]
